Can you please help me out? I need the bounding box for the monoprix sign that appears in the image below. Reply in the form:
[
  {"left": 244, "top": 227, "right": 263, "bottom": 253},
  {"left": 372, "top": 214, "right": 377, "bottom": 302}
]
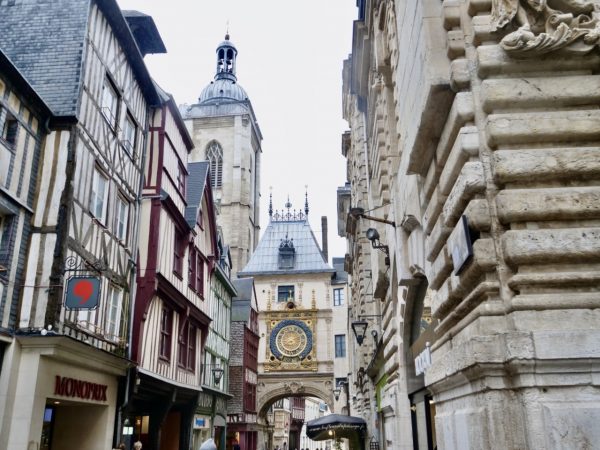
[{"left": 64, "top": 276, "right": 101, "bottom": 309}]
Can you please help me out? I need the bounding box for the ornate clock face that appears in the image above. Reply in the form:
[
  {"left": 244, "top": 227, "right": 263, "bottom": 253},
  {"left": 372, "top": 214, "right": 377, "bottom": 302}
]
[
  {"left": 270, "top": 319, "right": 313, "bottom": 361},
  {"left": 276, "top": 324, "right": 307, "bottom": 357}
]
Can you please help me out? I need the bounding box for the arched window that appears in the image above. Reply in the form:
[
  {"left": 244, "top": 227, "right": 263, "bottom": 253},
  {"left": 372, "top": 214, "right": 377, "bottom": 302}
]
[{"left": 206, "top": 141, "right": 223, "bottom": 188}]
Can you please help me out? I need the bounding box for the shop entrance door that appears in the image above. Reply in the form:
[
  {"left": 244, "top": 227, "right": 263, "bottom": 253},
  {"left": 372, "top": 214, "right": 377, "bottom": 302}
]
[{"left": 41, "top": 405, "right": 56, "bottom": 450}]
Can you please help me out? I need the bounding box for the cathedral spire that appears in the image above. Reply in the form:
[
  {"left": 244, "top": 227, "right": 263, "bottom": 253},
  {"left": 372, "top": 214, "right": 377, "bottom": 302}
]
[
  {"left": 215, "top": 33, "right": 237, "bottom": 82},
  {"left": 268, "top": 188, "right": 273, "bottom": 218}
]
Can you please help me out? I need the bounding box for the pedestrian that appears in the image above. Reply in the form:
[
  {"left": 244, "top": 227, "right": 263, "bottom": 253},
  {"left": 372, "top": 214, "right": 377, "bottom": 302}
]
[{"left": 133, "top": 442, "right": 143, "bottom": 450}]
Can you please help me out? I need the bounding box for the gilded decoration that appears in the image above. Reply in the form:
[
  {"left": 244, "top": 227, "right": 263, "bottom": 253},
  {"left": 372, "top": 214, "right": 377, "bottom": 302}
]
[
  {"left": 491, "top": 0, "right": 600, "bottom": 55},
  {"left": 265, "top": 305, "right": 318, "bottom": 372}
]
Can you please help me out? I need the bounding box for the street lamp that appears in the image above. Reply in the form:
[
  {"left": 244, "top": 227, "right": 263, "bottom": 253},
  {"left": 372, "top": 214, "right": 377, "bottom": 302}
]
[
  {"left": 333, "top": 387, "right": 341, "bottom": 401},
  {"left": 366, "top": 228, "right": 390, "bottom": 265},
  {"left": 212, "top": 366, "right": 224, "bottom": 385},
  {"left": 351, "top": 320, "right": 368, "bottom": 345}
]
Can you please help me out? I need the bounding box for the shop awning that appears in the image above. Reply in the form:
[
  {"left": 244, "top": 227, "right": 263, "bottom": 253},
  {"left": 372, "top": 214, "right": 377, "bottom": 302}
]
[{"left": 306, "top": 414, "right": 367, "bottom": 441}]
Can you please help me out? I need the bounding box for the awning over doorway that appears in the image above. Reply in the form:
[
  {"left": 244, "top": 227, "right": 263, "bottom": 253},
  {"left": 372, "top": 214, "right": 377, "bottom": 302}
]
[{"left": 306, "top": 414, "right": 367, "bottom": 441}]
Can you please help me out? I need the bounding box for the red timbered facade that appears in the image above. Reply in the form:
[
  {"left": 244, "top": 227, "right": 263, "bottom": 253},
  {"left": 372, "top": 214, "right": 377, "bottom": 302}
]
[{"left": 129, "top": 90, "right": 219, "bottom": 450}]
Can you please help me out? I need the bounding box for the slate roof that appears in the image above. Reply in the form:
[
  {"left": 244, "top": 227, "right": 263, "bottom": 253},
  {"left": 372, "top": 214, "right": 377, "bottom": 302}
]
[
  {"left": 0, "top": 0, "right": 161, "bottom": 117},
  {"left": 0, "top": 0, "right": 90, "bottom": 117},
  {"left": 185, "top": 162, "right": 209, "bottom": 228},
  {"left": 331, "top": 257, "right": 349, "bottom": 285},
  {"left": 239, "top": 219, "right": 335, "bottom": 277},
  {"left": 231, "top": 278, "right": 255, "bottom": 321}
]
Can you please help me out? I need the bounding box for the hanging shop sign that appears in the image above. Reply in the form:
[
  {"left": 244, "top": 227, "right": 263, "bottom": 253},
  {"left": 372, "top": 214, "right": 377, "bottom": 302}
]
[
  {"left": 449, "top": 215, "right": 474, "bottom": 275},
  {"left": 414, "top": 343, "right": 432, "bottom": 376},
  {"left": 54, "top": 375, "right": 108, "bottom": 401},
  {"left": 194, "top": 415, "right": 211, "bottom": 429},
  {"left": 64, "top": 276, "right": 101, "bottom": 309}
]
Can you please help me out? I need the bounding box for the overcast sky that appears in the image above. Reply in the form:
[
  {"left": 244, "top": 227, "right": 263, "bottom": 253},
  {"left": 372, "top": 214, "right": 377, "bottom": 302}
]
[{"left": 116, "top": 0, "right": 357, "bottom": 262}]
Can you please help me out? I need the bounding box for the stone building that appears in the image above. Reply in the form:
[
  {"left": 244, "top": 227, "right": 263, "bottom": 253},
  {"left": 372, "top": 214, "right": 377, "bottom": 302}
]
[
  {"left": 339, "top": 0, "right": 600, "bottom": 449},
  {"left": 238, "top": 195, "right": 344, "bottom": 450},
  {"left": 182, "top": 35, "right": 262, "bottom": 276},
  {"left": 0, "top": 2, "right": 165, "bottom": 448}
]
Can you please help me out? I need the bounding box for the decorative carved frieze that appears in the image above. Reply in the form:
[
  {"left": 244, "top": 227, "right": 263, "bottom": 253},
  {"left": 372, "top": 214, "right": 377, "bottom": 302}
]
[{"left": 491, "top": 0, "right": 600, "bottom": 55}]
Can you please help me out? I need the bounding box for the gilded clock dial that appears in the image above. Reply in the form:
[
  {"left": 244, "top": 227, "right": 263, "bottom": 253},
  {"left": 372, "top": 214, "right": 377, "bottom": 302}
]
[{"left": 276, "top": 325, "right": 308, "bottom": 357}]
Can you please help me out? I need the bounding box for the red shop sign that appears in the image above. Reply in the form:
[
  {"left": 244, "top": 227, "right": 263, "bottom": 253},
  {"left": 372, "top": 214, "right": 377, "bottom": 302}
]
[{"left": 54, "top": 375, "right": 108, "bottom": 402}]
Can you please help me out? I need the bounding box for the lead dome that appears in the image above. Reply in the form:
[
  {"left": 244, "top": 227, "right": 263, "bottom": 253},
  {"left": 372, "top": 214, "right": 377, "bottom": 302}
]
[{"left": 198, "top": 34, "right": 249, "bottom": 104}]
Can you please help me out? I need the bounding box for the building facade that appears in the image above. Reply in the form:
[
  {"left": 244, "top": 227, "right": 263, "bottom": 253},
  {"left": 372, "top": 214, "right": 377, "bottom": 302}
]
[
  {"left": 339, "top": 0, "right": 600, "bottom": 449},
  {"left": 198, "top": 235, "right": 237, "bottom": 450},
  {"left": 132, "top": 89, "right": 216, "bottom": 450},
  {"left": 0, "top": 47, "right": 53, "bottom": 447},
  {"left": 0, "top": 2, "right": 164, "bottom": 448},
  {"left": 227, "top": 277, "right": 260, "bottom": 450},
  {"left": 239, "top": 196, "right": 340, "bottom": 450},
  {"left": 182, "top": 35, "right": 262, "bottom": 276}
]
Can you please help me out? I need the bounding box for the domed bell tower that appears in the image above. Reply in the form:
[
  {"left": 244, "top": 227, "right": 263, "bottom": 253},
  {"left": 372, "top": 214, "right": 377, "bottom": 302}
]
[
  {"left": 182, "top": 35, "right": 263, "bottom": 277},
  {"left": 216, "top": 35, "right": 237, "bottom": 81}
]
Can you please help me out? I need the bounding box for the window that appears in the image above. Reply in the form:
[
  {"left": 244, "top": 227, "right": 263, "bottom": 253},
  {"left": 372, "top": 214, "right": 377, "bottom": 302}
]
[
  {"left": 245, "top": 382, "right": 256, "bottom": 412},
  {"left": 90, "top": 168, "right": 109, "bottom": 223},
  {"left": 159, "top": 308, "right": 172, "bottom": 360},
  {"left": 106, "top": 286, "right": 122, "bottom": 340},
  {"left": 173, "top": 228, "right": 186, "bottom": 276},
  {"left": 206, "top": 141, "right": 223, "bottom": 188},
  {"left": 333, "top": 288, "right": 344, "bottom": 306},
  {"left": 196, "top": 254, "right": 204, "bottom": 297},
  {"left": 188, "top": 246, "right": 205, "bottom": 296},
  {"left": 178, "top": 322, "right": 196, "bottom": 372},
  {"left": 277, "top": 285, "right": 294, "bottom": 302},
  {"left": 115, "top": 196, "right": 129, "bottom": 241},
  {"left": 121, "top": 113, "right": 136, "bottom": 155},
  {"left": 188, "top": 245, "right": 196, "bottom": 290},
  {"left": 177, "top": 162, "right": 186, "bottom": 195},
  {"left": 101, "top": 76, "right": 119, "bottom": 127},
  {"left": 335, "top": 334, "right": 346, "bottom": 358},
  {"left": 2, "top": 112, "right": 18, "bottom": 146}
]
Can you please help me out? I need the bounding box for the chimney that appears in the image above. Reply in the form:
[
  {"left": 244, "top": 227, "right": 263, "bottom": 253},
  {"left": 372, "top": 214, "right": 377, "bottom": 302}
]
[{"left": 321, "top": 216, "right": 329, "bottom": 263}]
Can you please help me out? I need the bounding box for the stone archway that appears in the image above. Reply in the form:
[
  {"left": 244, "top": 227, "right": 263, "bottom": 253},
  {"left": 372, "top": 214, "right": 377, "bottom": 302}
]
[{"left": 256, "top": 372, "right": 335, "bottom": 418}]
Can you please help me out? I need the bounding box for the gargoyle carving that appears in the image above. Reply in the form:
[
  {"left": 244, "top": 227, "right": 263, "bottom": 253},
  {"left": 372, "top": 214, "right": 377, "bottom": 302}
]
[{"left": 491, "top": 0, "right": 600, "bottom": 55}]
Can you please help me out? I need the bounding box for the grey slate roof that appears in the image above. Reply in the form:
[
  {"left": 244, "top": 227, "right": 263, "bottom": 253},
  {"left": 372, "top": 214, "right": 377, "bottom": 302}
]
[
  {"left": 0, "top": 0, "right": 90, "bottom": 117},
  {"left": 185, "top": 162, "right": 209, "bottom": 228},
  {"left": 231, "top": 278, "right": 255, "bottom": 321},
  {"left": 239, "top": 219, "right": 335, "bottom": 277},
  {"left": 0, "top": 0, "right": 161, "bottom": 117}
]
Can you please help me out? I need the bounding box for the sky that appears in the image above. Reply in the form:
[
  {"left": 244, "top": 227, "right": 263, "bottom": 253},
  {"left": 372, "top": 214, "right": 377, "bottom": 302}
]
[{"left": 116, "top": 0, "right": 357, "bottom": 262}]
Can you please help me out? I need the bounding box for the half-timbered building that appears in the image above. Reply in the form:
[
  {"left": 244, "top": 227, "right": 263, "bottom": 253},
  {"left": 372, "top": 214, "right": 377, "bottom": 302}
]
[
  {"left": 131, "top": 87, "right": 217, "bottom": 450},
  {"left": 196, "top": 233, "right": 236, "bottom": 450},
  {"left": 0, "top": 1, "right": 165, "bottom": 449},
  {"left": 0, "top": 48, "right": 54, "bottom": 444}
]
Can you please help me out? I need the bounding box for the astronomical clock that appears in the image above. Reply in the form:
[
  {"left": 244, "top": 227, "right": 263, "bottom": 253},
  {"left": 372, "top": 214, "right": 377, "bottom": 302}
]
[{"left": 265, "top": 304, "right": 318, "bottom": 372}]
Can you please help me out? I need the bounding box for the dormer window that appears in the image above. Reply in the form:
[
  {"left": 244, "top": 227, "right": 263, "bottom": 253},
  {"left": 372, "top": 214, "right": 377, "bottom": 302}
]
[{"left": 278, "top": 234, "right": 295, "bottom": 269}]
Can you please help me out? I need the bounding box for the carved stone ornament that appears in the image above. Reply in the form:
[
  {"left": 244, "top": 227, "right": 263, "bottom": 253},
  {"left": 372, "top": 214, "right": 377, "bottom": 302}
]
[
  {"left": 284, "top": 381, "right": 305, "bottom": 394},
  {"left": 491, "top": 0, "right": 600, "bottom": 56}
]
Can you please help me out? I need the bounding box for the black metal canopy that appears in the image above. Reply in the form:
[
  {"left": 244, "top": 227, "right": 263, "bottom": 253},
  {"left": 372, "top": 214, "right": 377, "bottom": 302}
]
[{"left": 306, "top": 414, "right": 367, "bottom": 448}]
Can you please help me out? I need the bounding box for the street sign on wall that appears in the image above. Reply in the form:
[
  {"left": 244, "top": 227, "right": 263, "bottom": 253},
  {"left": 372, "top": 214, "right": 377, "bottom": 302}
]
[{"left": 64, "top": 276, "right": 101, "bottom": 309}]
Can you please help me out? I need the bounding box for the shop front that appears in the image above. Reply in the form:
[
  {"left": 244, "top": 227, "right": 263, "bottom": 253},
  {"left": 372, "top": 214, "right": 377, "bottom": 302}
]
[
  {"left": 4, "top": 336, "right": 128, "bottom": 450},
  {"left": 405, "top": 281, "right": 437, "bottom": 450}
]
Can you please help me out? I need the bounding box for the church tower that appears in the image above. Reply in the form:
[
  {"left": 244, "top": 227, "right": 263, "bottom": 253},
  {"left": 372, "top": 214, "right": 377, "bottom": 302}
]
[{"left": 182, "top": 34, "right": 262, "bottom": 276}]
